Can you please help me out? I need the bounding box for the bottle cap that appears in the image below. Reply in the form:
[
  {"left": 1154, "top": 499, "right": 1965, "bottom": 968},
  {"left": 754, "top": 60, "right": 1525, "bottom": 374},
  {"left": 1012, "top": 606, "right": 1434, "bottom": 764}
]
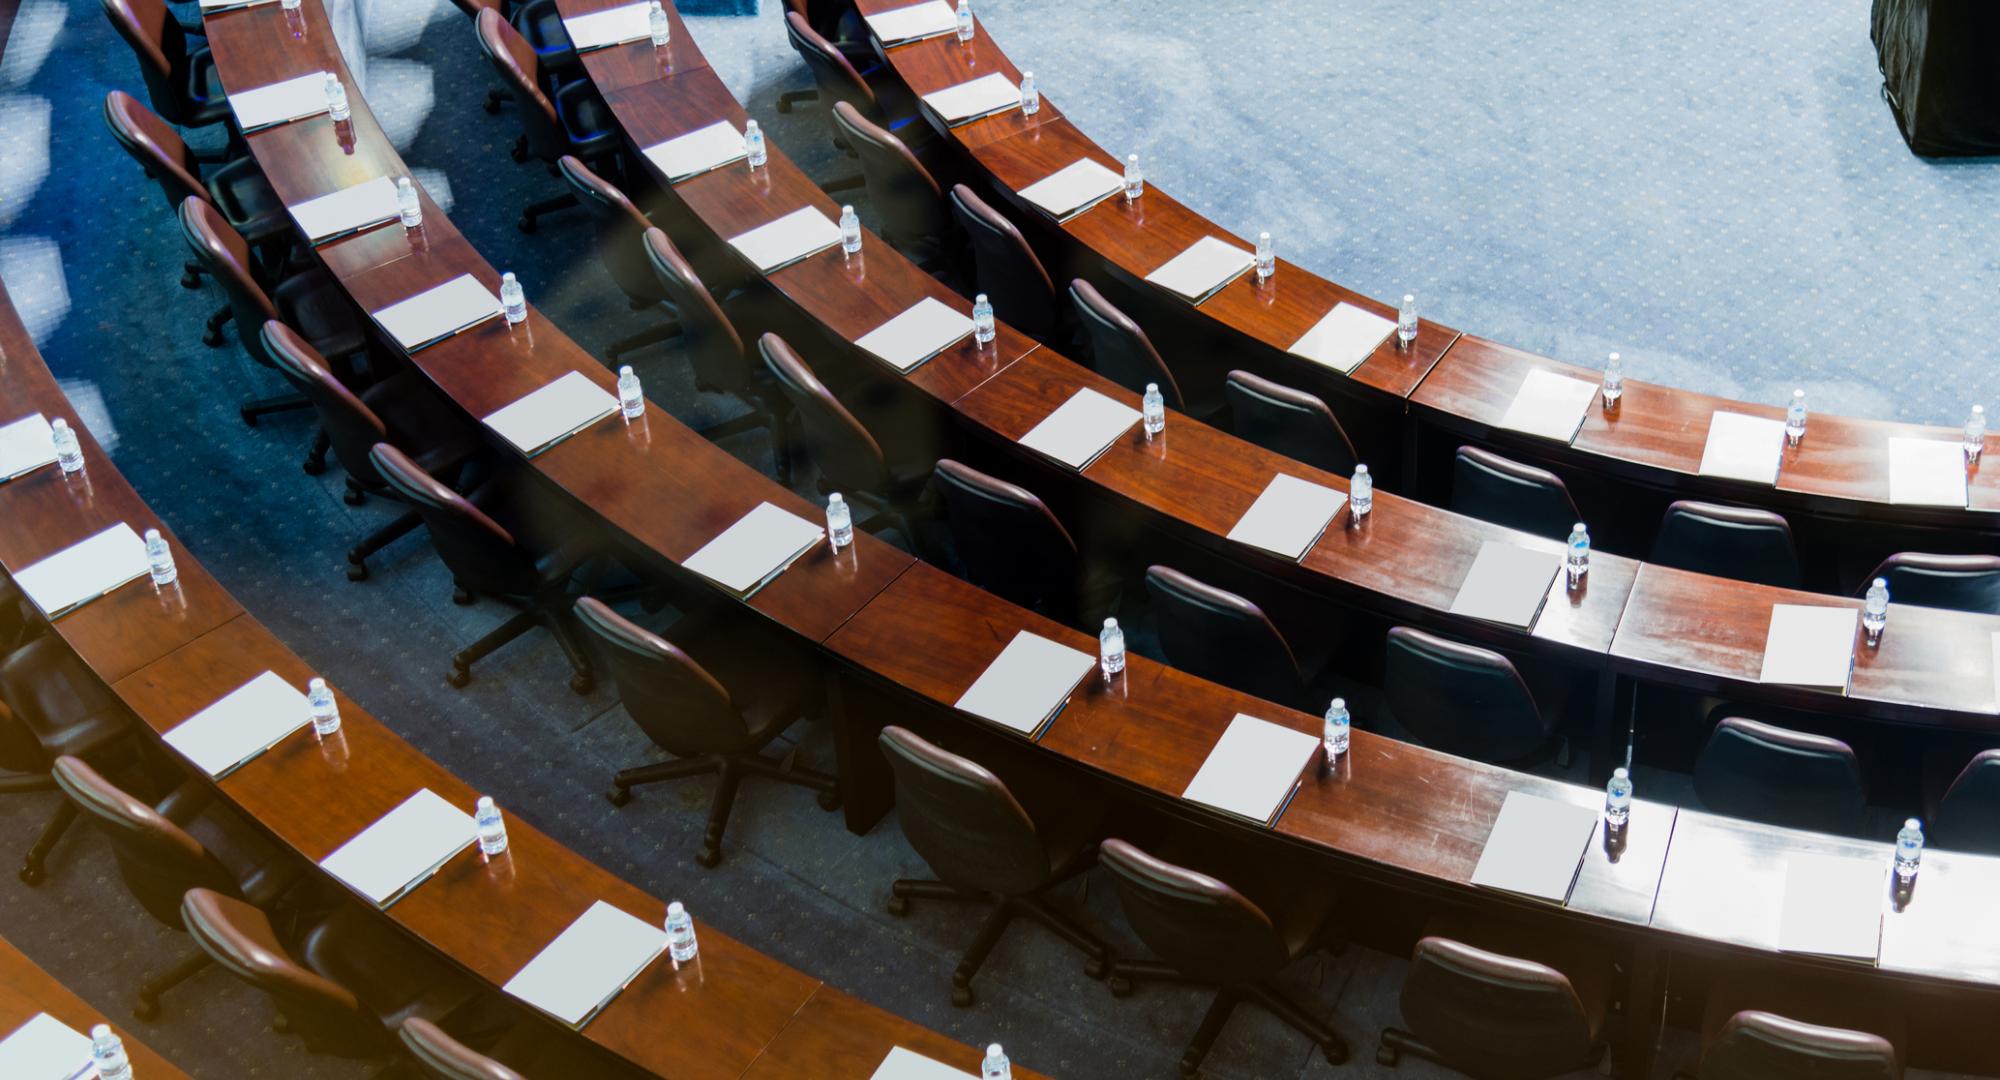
[
  {"left": 502, "top": 271, "right": 517, "bottom": 283},
  {"left": 1905, "top": 818, "right": 1921, "bottom": 831},
  {"left": 619, "top": 365, "right": 634, "bottom": 377},
  {"left": 1259, "top": 230, "right": 1271, "bottom": 241},
  {"left": 92, "top": 1024, "right": 113, "bottom": 1040},
  {"left": 841, "top": 204, "right": 854, "bottom": 214},
  {"left": 1022, "top": 70, "right": 1033, "bottom": 79},
  {"left": 144, "top": 528, "right": 162, "bottom": 542},
  {"left": 477, "top": 795, "right": 495, "bottom": 812},
  {"left": 1874, "top": 577, "right": 1887, "bottom": 589},
  {"left": 975, "top": 293, "right": 988, "bottom": 303},
  {"left": 1145, "top": 382, "right": 1158, "bottom": 393},
  {"left": 1355, "top": 464, "right": 1369, "bottom": 476},
  {"left": 1613, "top": 767, "right": 1628, "bottom": 779},
  {"left": 828, "top": 492, "right": 843, "bottom": 504},
  {"left": 987, "top": 1044, "right": 1003, "bottom": 1056},
  {"left": 745, "top": 119, "right": 759, "bottom": 130},
  {"left": 668, "top": 900, "right": 685, "bottom": 916},
  {"left": 1403, "top": 292, "right": 1415, "bottom": 303},
  {"left": 52, "top": 418, "right": 67, "bottom": 430},
  {"left": 1127, "top": 153, "right": 1138, "bottom": 163},
  {"left": 1330, "top": 697, "right": 1345, "bottom": 711},
  {"left": 309, "top": 676, "right": 327, "bottom": 691},
  {"left": 1103, "top": 617, "right": 1117, "bottom": 629},
  {"left": 1574, "top": 522, "right": 1587, "bottom": 533}
]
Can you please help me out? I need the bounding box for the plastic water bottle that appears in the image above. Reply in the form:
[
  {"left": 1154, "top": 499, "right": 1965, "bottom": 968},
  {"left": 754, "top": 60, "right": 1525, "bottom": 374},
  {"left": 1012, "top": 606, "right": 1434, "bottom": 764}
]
[
  {"left": 825, "top": 492, "right": 852, "bottom": 549},
  {"left": 324, "top": 74, "right": 350, "bottom": 122},
  {"left": 1254, "top": 231, "right": 1274, "bottom": 282},
  {"left": 1602, "top": 351, "right": 1623, "bottom": 407},
  {"left": 1142, "top": 383, "right": 1165, "bottom": 435},
  {"left": 1785, "top": 388, "right": 1807, "bottom": 445},
  {"left": 1565, "top": 522, "right": 1590, "bottom": 587},
  {"left": 475, "top": 796, "right": 508, "bottom": 856},
  {"left": 1323, "top": 697, "right": 1350, "bottom": 758},
  {"left": 1397, "top": 293, "right": 1418, "bottom": 346},
  {"left": 955, "top": 0, "right": 973, "bottom": 41},
  {"left": 1604, "top": 767, "right": 1633, "bottom": 827},
  {"left": 1098, "top": 617, "right": 1125, "bottom": 677},
  {"left": 51, "top": 418, "right": 83, "bottom": 473},
  {"left": 396, "top": 176, "right": 422, "bottom": 228},
  {"left": 1123, "top": 154, "right": 1143, "bottom": 201},
  {"left": 1895, "top": 817, "right": 1923, "bottom": 883},
  {"left": 1019, "top": 71, "right": 1038, "bottom": 115},
  {"left": 839, "top": 205, "right": 862, "bottom": 254},
  {"left": 281, "top": 0, "right": 301, "bottom": 11},
  {"left": 500, "top": 272, "right": 526, "bottom": 324},
  {"left": 1863, "top": 577, "right": 1889, "bottom": 642},
  {"left": 648, "top": 0, "right": 670, "bottom": 46},
  {"left": 1350, "top": 464, "right": 1372, "bottom": 517},
  {"left": 617, "top": 365, "right": 645, "bottom": 419},
  {"left": 307, "top": 677, "right": 341, "bottom": 736},
  {"left": 971, "top": 294, "right": 996, "bottom": 345},
  {"left": 91, "top": 1025, "right": 132, "bottom": 1080},
  {"left": 981, "top": 1044, "right": 1011, "bottom": 1080},
  {"left": 144, "top": 528, "right": 176, "bottom": 587},
  {"left": 1965, "top": 404, "right": 1986, "bottom": 462},
  {"left": 665, "top": 901, "right": 698, "bottom": 963},
  {"left": 744, "top": 120, "right": 766, "bottom": 169}
]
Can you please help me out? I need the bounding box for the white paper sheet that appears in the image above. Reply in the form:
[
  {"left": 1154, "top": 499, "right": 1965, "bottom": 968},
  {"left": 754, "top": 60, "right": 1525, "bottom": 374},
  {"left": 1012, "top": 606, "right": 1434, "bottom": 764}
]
[
  {"left": 953, "top": 630, "right": 1096, "bottom": 736},
  {"left": 1778, "top": 852, "right": 1883, "bottom": 961},
  {"left": 1698, "top": 412, "right": 1786, "bottom": 485},
  {"left": 163, "top": 671, "right": 311, "bottom": 779},
  {"left": 1886, "top": 437, "right": 1968, "bottom": 507},
  {"left": 502, "top": 900, "right": 669, "bottom": 1027},
  {"left": 862, "top": 1, "right": 959, "bottom": 45},
  {"left": 1180, "top": 714, "right": 1320, "bottom": 825},
  {"left": 1470, "top": 791, "right": 1600, "bottom": 904},
  {"left": 643, "top": 121, "right": 747, "bottom": 182},
  {"left": 1016, "top": 388, "right": 1142, "bottom": 470},
  {"left": 230, "top": 72, "right": 331, "bottom": 131},
  {"left": 1758, "top": 605, "right": 1858, "bottom": 691},
  {"left": 0, "top": 1013, "right": 92, "bottom": 1080},
  {"left": 1226, "top": 474, "right": 1346, "bottom": 561},
  {"left": 562, "top": 3, "right": 652, "bottom": 50},
  {"left": 726, "top": 207, "right": 844, "bottom": 273},
  {"left": 855, "top": 297, "right": 975, "bottom": 373},
  {"left": 920, "top": 72, "right": 1023, "bottom": 125},
  {"left": 482, "top": 371, "right": 618, "bottom": 457},
  {"left": 14, "top": 523, "right": 150, "bottom": 618},
  {"left": 1448, "top": 541, "right": 1563, "bottom": 630},
  {"left": 318, "top": 788, "right": 476, "bottom": 907},
  {"left": 1143, "top": 236, "right": 1255, "bottom": 303},
  {"left": 1497, "top": 368, "right": 1599, "bottom": 444},
  {"left": 370, "top": 274, "right": 504, "bottom": 351},
  {"left": 1288, "top": 303, "right": 1395, "bottom": 375},
  {"left": 0, "top": 412, "right": 57, "bottom": 482},
  {"left": 288, "top": 176, "right": 401, "bottom": 244},
  {"left": 681, "top": 502, "right": 824, "bottom": 596},
  {"left": 1017, "top": 158, "right": 1125, "bottom": 221},
  {"left": 200, "top": 0, "right": 279, "bottom": 10},
  {"left": 871, "top": 1046, "right": 977, "bottom": 1080}
]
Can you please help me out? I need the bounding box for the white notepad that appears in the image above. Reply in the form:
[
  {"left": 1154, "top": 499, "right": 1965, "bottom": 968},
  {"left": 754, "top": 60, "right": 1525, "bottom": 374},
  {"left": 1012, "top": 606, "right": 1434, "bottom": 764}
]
[
  {"left": 1497, "top": 368, "right": 1599, "bottom": 444},
  {"left": 482, "top": 371, "right": 618, "bottom": 457},
  {"left": 163, "top": 671, "right": 311, "bottom": 779},
  {"left": 14, "top": 523, "right": 150, "bottom": 619},
  {"left": 1016, "top": 388, "right": 1142, "bottom": 470},
  {"left": 872, "top": 1047, "right": 976, "bottom": 1080},
  {"left": 288, "top": 176, "right": 401, "bottom": 244},
  {"left": 681, "top": 501, "right": 824, "bottom": 596},
  {"left": 229, "top": 72, "right": 331, "bottom": 132},
  {"left": 200, "top": 0, "right": 279, "bottom": 10},
  {"left": 643, "top": 121, "right": 747, "bottom": 182},
  {"left": 1757, "top": 605, "right": 1858, "bottom": 691},
  {"left": 1886, "top": 437, "right": 1968, "bottom": 507},
  {"left": 1470, "top": 791, "right": 1600, "bottom": 904},
  {"left": 502, "top": 901, "right": 669, "bottom": 1028},
  {"left": 0, "top": 1013, "right": 91, "bottom": 1080},
  {"left": 1448, "top": 541, "right": 1563, "bottom": 630},
  {"left": 1017, "top": 158, "right": 1125, "bottom": 221},
  {"left": 1698, "top": 412, "right": 1787, "bottom": 485},
  {"left": 1226, "top": 474, "right": 1346, "bottom": 561},
  {"left": 863, "top": 0, "right": 959, "bottom": 45},
  {"left": 1181, "top": 714, "right": 1320, "bottom": 826},
  {"left": 370, "top": 274, "right": 504, "bottom": 351},
  {"left": 1288, "top": 303, "right": 1395, "bottom": 375},
  {"left": 920, "top": 72, "right": 1023, "bottom": 125},
  {"left": 855, "top": 297, "right": 975, "bottom": 373},
  {"left": 0, "top": 412, "right": 57, "bottom": 482},
  {"left": 726, "top": 207, "right": 844, "bottom": 273},
  {"left": 953, "top": 631, "right": 1096, "bottom": 736},
  {"left": 1778, "top": 853, "right": 1883, "bottom": 961},
  {"left": 1144, "top": 236, "right": 1255, "bottom": 303},
  {"left": 561, "top": 3, "right": 652, "bottom": 50},
  {"left": 318, "top": 788, "right": 476, "bottom": 907}
]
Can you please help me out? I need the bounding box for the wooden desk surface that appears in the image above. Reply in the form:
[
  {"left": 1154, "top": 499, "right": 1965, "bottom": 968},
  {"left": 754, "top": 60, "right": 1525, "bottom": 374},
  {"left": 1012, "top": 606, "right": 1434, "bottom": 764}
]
[
  {"left": 0, "top": 933, "right": 193, "bottom": 1080},
  {"left": 744, "top": 985, "right": 1051, "bottom": 1080}
]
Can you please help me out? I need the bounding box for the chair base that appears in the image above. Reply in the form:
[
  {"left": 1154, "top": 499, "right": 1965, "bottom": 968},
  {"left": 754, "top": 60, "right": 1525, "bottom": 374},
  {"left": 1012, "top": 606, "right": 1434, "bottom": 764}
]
[
  {"left": 606, "top": 319, "right": 682, "bottom": 363},
  {"left": 518, "top": 191, "right": 579, "bottom": 234},
  {"left": 1108, "top": 960, "right": 1348, "bottom": 1076},
  {"left": 302, "top": 429, "right": 330, "bottom": 475},
  {"left": 447, "top": 603, "right": 591, "bottom": 694},
  {"left": 607, "top": 750, "right": 839, "bottom": 868},
  {"left": 19, "top": 799, "right": 78, "bottom": 887},
  {"left": 775, "top": 88, "right": 817, "bottom": 114},
  {"left": 134, "top": 950, "right": 213, "bottom": 1021},
  {"left": 240, "top": 393, "right": 310, "bottom": 427},
  {"left": 202, "top": 303, "right": 234, "bottom": 347},
  {"left": 484, "top": 87, "right": 506, "bottom": 114},
  {"left": 345, "top": 509, "right": 421, "bottom": 582},
  {"left": 1376, "top": 1027, "right": 1604, "bottom": 1076},
  {"left": 820, "top": 173, "right": 865, "bottom": 195},
  {"left": 886, "top": 881, "right": 1110, "bottom": 1006}
]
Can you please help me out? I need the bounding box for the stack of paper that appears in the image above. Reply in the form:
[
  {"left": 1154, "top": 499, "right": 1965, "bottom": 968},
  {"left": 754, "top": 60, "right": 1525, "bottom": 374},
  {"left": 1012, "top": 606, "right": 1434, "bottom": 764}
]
[
  {"left": 1288, "top": 304, "right": 1395, "bottom": 375},
  {"left": 561, "top": 3, "right": 653, "bottom": 50},
  {"left": 163, "top": 671, "right": 311, "bottom": 779},
  {"left": 0, "top": 1014, "right": 92, "bottom": 1080},
  {"left": 1698, "top": 412, "right": 1787, "bottom": 485},
  {"left": 681, "top": 502, "right": 824, "bottom": 596},
  {"left": 288, "top": 176, "right": 402, "bottom": 245},
  {"left": 727, "top": 207, "right": 844, "bottom": 273},
  {"left": 1181, "top": 714, "right": 1321, "bottom": 826},
  {"left": 855, "top": 297, "right": 976, "bottom": 373},
  {"left": 862, "top": 1, "right": 959, "bottom": 45},
  {"left": 1226, "top": 474, "right": 1346, "bottom": 561},
  {"left": 318, "top": 789, "right": 476, "bottom": 907},
  {"left": 920, "top": 72, "right": 1023, "bottom": 126},
  {"left": 1017, "top": 158, "right": 1125, "bottom": 222},
  {"left": 872, "top": 1047, "right": 977, "bottom": 1080},
  {"left": 1757, "top": 605, "right": 1858, "bottom": 692},
  {"left": 1016, "top": 388, "right": 1142, "bottom": 470},
  {"left": 1144, "top": 237, "right": 1255, "bottom": 303},
  {"left": 0, "top": 413, "right": 57, "bottom": 482},
  {"left": 1448, "top": 542, "right": 1563, "bottom": 630},
  {"left": 1497, "top": 369, "right": 1599, "bottom": 444},
  {"left": 14, "top": 523, "right": 151, "bottom": 618},
  {"left": 503, "top": 901, "right": 669, "bottom": 1028},
  {"left": 199, "top": 0, "right": 278, "bottom": 10},
  {"left": 371, "top": 274, "right": 504, "bottom": 351},
  {"left": 643, "top": 121, "right": 747, "bottom": 182},
  {"left": 230, "top": 72, "right": 332, "bottom": 132},
  {"left": 482, "top": 371, "right": 618, "bottom": 457},
  {"left": 1886, "top": 437, "right": 1968, "bottom": 507},
  {"left": 953, "top": 631, "right": 1096, "bottom": 737},
  {"left": 1778, "top": 853, "right": 1884, "bottom": 961},
  {"left": 1470, "top": 791, "right": 1600, "bottom": 904}
]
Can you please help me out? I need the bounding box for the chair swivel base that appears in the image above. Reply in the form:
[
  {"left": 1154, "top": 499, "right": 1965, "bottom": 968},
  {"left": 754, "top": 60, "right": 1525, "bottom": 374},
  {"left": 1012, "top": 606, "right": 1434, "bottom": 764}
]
[
  {"left": 1376, "top": 1026, "right": 1603, "bottom": 1075},
  {"left": 239, "top": 393, "right": 311, "bottom": 427},
  {"left": 344, "top": 509, "right": 422, "bottom": 582},
  {"left": 606, "top": 751, "right": 839, "bottom": 868},
  {"left": 1107, "top": 959, "right": 1348, "bottom": 1076},
  {"left": 886, "top": 880, "right": 1110, "bottom": 1006},
  {"left": 134, "top": 950, "right": 212, "bottom": 1022},
  {"left": 446, "top": 602, "right": 596, "bottom": 695}
]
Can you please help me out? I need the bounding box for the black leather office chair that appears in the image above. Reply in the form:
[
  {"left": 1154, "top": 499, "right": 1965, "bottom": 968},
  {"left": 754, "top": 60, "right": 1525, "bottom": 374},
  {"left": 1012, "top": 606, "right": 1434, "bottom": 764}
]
[
  {"left": 1933, "top": 749, "right": 2000, "bottom": 854},
  {"left": 1649, "top": 501, "right": 1801, "bottom": 589},
  {"left": 1224, "top": 370, "right": 1360, "bottom": 476},
  {"left": 759, "top": 334, "right": 929, "bottom": 540},
  {"left": 878, "top": 726, "right": 1109, "bottom": 1006},
  {"left": 781, "top": 9, "right": 925, "bottom": 148},
  {"left": 401, "top": 1014, "right": 647, "bottom": 1079},
  {"left": 1692, "top": 1010, "right": 1901, "bottom": 1080},
  {"left": 101, "top": 0, "right": 229, "bottom": 129},
  {"left": 401, "top": 1018, "right": 528, "bottom": 1080},
  {"left": 1099, "top": 838, "right": 1346, "bottom": 1076},
  {"left": 556, "top": 156, "right": 682, "bottom": 363},
  {"left": 1145, "top": 565, "right": 1319, "bottom": 710},
  {"left": 1450, "top": 446, "right": 1584, "bottom": 542},
  {"left": 1692, "top": 717, "right": 1866, "bottom": 836},
  {"left": 1070, "top": 279, "right": 1184, "bottom": 410},
  {"left": 1858, "top": 553, "right": 2000, "bottom": 615},
  {"left": 830, "top": 101, "right": 955, "bottom": 272},
  {"left": 1385, "top": 626, "right": 1558, "bottom": 766},
  {"left": 781, "top": 0, "right": 874, "bottom": 70},
  {"left": 950, "top": 184, "right": 1063, "bottom": 343},
  {"left": 476, "top": 8, "right": 619, "bottom": 232},
  {"left": 641, "top": 228, "right": 787, "bottom": 449},
  {"left": 576, "top": 597, "right": 837, "bottom": 867},
  {"left": 0, "top": 636, "right": 139, "bottom": 886},
  {"left": 932, "top": 459, "right": 1112, "bottom": 628}
]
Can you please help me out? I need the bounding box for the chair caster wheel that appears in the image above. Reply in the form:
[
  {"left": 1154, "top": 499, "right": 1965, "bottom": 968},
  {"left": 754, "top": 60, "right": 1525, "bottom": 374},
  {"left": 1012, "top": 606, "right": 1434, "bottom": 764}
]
[
  {"left": 302, "top": 456, "right": 326, "bottom": 476},
  {"left": 1178, "top": 1055, "right": 1201, "bottom": 1079},
  {"left": 569, "top": 673, "right": 594, "bottom": 695},
  {"left": 517, "top": 215, "right": 537, "bottom": 234},
  {"left": 180, "top": 271, "right": 202, "bottom": 289},
  {"left": 133, "top": 998, "right": 160, "bottom": 1022},
  {"left": 240, "top": 409, "right": 259, "bottom": 428},
  {"left": 452, "top": 587, "right": 473, "bottom": 606},
  {"left": 345, "top": 562, "right": 368, "bottom": 582},
  {"left": 1084, "top": 957, "right": 1109, "bottom": 980},
  {"left": 203, "top": 328, "right": 226, "bottom": 348},
  {"left": 1324, "top": 1041, "right": 1349, "bottom": 1066},
  {"left": 885, "top": 895, "right": 909, "bottom": 917},
  {"left": 272, "top": 1012, "right": 291, "bottom": 1035},
  {"left": 484, "top": 96, "right": 502, "bottom": 115},
  {"left": 343, "top": 488, "right": 365, "bottom": 507},
  {"left": 816, "top": 788, "right": 841, "bottom": 811},
  {"left": 605, "top": 786, "right": 631, "bottom": 807},
  {"left": 950, "top": 985, "right": 973, "bottom": 1008},
  {"left": 1108, "top": 975, "right": 1133, "bottom": 998},
  {"left": 446, "top": 667, "right": 471, "bottom": 689},
  {"left": 19, "top": 863, "right": 44, "bottom": 887},
  {"left": 694, "top": 843, "right": 721, "bottom": 868}
]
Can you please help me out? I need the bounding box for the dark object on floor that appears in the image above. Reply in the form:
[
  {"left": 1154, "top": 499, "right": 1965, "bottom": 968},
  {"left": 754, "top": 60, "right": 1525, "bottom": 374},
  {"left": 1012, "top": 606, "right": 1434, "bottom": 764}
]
[{"left": 1871, "top": 0, "right": 2000, "bottom": 156}]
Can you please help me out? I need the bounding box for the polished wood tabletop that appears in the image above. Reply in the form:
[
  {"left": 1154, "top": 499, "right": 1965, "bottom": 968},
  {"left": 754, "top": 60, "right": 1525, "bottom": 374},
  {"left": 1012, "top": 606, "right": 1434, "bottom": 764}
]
[{"left": 0, "top": 932, "right": 193, "bottom": 1080}]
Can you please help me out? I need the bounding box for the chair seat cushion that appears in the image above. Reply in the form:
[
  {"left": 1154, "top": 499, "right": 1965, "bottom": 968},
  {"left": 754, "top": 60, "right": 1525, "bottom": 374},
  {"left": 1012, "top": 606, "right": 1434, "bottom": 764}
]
[
  {"left": 361, "top": 372, "right": 483, "bottom": 476},
  {"left": 177, "top": 789, "right": 301, "bottom": 908},
  {"left": 303, "top": 903, "right": 480, "bottom": 1032},
  {"left": 187, "top": 48, "right": 232, "bottom": 127},
  {"left": 663, "top": 609, "right": 819, "bottom": 747},
  {"left": 0, "top": 638, "right": 130, "bottom": 767},
  {"left": 205, "top": 156, "right": 290, "bottom": 244},
  {"left": 273, "top": 268, "right": 369, "bottom": 361}
]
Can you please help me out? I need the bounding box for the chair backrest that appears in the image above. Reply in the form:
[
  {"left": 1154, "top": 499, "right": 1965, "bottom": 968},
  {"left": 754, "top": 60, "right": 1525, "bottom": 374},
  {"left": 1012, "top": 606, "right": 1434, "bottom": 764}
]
[
  {"left": 1384, "top": 626, "right": 1550, "bottom": 765},
  {"left": 179, "top": 198, "right": 284, "bottom": 367},
  {"left": 476, "top": 9, "right": 565, "bottom": 161},
  {"left": 103, "top": 90, "right": 206, "bottom": 216},
  {"left": 1144, "top": 565, "right": 1307, "bottom": 708},
  {"left": 931, "top": 459, "right": 1084, "bottom": 621},
  {"left": 1699, "top": 1010, "right": 1901, "bottom": 1080},
  {"left": 1861, "top": 553, "right": 2000, "bottom": 616},
  {"left": 572, "top": 597, "right": 753, "bottom": 756},
  {"left": 949, "top": 184, "right": 1060, "bottom": 341},
  {"left": 1400, "top": 936, "right": 1599, "bottom": 1078},
  {"left": 263, "top": 322, "right": 392, "bottom": 488},
  {"left": 1650, "top": 500, "right": 1801, "bottom": 589},
  {"left": 369, "top": 443, "right": 540, "bottom": 598},
  {"left": 1223, "top": 370, "right": 1359, "bottom": 475},
  {"left": 1934, "top": 749, "right": 2000, "bottom": 855},
  {"left": 0, "top": 635, "right": 129, "bottom": 774},
  {"left": 1450, "top": 445, "right": 1583, "bottom": 542},
  {"left": 53, "top": 756, "right": 242, "bottom": 931},
  {"left": 879, "top": 726, "right": 1057, "bottom": 897},
  {"left": 783, "top": 10, "right": 878, "bottom": 124},
  {"left": 830, "top": 102, "right": 948, "bottom": 254},
  {"left": 181, "top": 888, "right": 388, "bottom": 1057},
  {"left": 1069, "top": 279, "right": 1183, "bottom": 409},
  {"left": 557, "top": 156, "right": 661, "bottom": 306},
  {"left": 1692, "top": 717, "right": 1865, "bottom": 836},
  {"left": 758, "top": 333, "right": 890, "bottom": 494},
  {"left": 399, "top": 1018, "right": 526, "bottom": 1080},
  {"left": 1098, "top": 838, "right": 1290, "bottom": 986},
  {"left": 642, "top": 228, "right": 750, "bottom": 396},
  {"left": 100, "top": 0, "right": 200, "bottom": 125}
]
